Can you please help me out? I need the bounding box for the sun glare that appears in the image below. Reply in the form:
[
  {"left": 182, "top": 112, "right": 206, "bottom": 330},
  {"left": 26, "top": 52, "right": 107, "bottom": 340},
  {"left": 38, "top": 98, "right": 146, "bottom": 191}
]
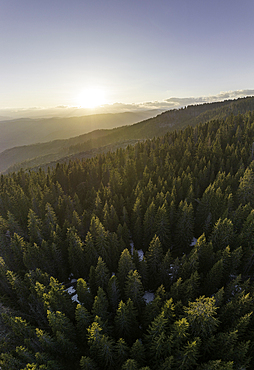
[{"left": 77, "top": 88, "right": 106, "bottom": 109}]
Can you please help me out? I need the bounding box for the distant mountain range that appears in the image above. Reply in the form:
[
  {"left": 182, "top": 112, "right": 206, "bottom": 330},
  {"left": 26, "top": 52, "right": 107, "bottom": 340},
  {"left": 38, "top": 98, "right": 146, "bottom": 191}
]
[
  {"left": 1, "top": 96, "right": 254, "bottom": 174},
  {"left": 0, "top": 110, "right": 161, "bottom": 153}
]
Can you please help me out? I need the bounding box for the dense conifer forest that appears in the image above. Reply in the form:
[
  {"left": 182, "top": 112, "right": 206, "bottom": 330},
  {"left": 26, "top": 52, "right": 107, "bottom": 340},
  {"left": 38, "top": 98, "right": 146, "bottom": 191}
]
[{"left": 1, "top": 111, "right": 254, "bottom": 369}]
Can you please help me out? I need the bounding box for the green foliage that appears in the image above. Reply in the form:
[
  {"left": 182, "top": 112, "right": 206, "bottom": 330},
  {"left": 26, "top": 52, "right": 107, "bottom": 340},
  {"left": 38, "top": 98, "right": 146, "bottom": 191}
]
[
  {"left": 80, "top": 356, "right": 98, "bottom": 370},
  {"left": 114, "top": 299, "right": 139, "bottom": 343},
  {"left": 76, "top": 278, "right": 93, "bottom": 310},
  {"left": 91, "top": 287, "right": 109, "bottom": 323},
  {"left": 145, "top": 235, "right": 163, "bottom": 290},
  {"left": 107, "top": 275, "right": 121, "bottom": 312},
  {"left": 184, "top": 296, "right": 218, "bottom": 338},
  {"left": 2, "top": 108, "right": 254, "bottom": 369},
  {"left": 125, "top": 270, "right": 145, "bottom": 312},
  {"left": 117, "top": 249, "right": 136, "bottom": 292}
]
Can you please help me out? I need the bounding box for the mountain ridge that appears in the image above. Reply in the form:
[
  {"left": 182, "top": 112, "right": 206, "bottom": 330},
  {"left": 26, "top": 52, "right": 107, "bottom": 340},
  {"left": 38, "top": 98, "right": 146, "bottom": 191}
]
[
  {"left": 2, "top": 96, "right": 254, "bottom": 174},
  {"left": 0, "top": 110, "right": 160, "bottom": 153}
]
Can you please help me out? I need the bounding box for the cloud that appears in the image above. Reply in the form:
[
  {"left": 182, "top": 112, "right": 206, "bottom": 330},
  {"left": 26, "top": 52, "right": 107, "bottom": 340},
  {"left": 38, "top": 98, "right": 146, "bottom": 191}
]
[
  {"left": 108, "top": 90, "right": 254, "bottom": 112},
  {"left": 1, "top": 89, "right": 254, "bottom": 120},
  {"left": 163, "top": 89, "right": 254, "bottom": 109}
]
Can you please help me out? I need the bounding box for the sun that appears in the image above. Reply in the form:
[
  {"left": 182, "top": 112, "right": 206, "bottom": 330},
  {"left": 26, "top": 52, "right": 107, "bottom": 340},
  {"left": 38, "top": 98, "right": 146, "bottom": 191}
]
[{"left": 77, "top": 88, "right": 106, "bottom": 109}]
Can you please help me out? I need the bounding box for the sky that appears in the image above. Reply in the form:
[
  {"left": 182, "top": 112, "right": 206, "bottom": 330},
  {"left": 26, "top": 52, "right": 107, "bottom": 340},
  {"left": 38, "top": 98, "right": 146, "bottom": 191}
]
[{"left": 1, "top": 0, "right": 254, "bottom": 117}]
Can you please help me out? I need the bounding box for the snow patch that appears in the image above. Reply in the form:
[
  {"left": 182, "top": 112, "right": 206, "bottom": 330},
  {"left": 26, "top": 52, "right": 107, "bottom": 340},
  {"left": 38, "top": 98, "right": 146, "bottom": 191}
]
[
  {"left": 66, "top": 286, "right": 76, "bottom": 295},
  {"left": 65, "top": 280, "right": 80, "bottom": 304},
  {"left": 138, "top": 249, "right": 144, "bottom": 261},
  {"left": 143, "top": 291, "right": 155, "bottom": 304},
  {"left": 190, "top": 237, "right": 197, "bottom": 246},
  {"left": 71, "top": 294, "right": 80, "bottom": 303}
]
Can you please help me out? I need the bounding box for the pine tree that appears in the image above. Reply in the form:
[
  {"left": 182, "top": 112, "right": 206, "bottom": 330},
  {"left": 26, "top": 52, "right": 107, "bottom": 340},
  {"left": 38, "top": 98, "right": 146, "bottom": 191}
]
[
  {"left": 117, "top": 249, "right": 135, "bottom": 293},
  {"left": 107, "top": 275, "right": 121, "bottom": 313},
  {"left": 160, "top": 249, "right": 173, "bottom": 290},
  {"left": 47, "top": 309, "right": 77, "bottom": 358},
  {"left": 145, "top": 311, "right": 170, "bottom": 366},
  {"left": 76, "top": 278, "right": 93, "bottom": 311},
  {"left": 203, "top": 259, "right": 224, "bottom": 296},
  {"left": 209, "top": 218, "right": 234, "bottom": 252},
  {"left": 132, "top": 197, "right": 143, "bottom": 249},
  {"left": 174, "top": 200, "right": 194, "bottom": 252},
  {"left": 94, "top": 219, "right": 110, "bottom": 266},
  {"left": 154, "top": 203, "right": 171, "bottom": 252},
  {"left": 107, "top": 232, "right": 121, "bottom": 272},
  {"left": 115, "top": 338, "right": 129, "bottom": 367},
  {"left": 67, "top": 227, "right": 86, "bottom": 278},
  {"left": 80, "top": 356, "right": 99, "bottom": 370},
  {"left": 87, "top": 320, "right": 115, "bottom": 369},
  {"left": 176, "top": 338, "right": 200, "bottom": 370},
  {"left": 121, "top": 359, "right": 138, "bottom": 370},
  {"left": 145, "top": 235, "right": 163, "bottom": 290},
  {"left": 6, "top": 233, "right": 26, "bottom": 273},
  {"left": 44, "top": 202, "right": 58, "bottom": 240},
  {"left": 130, "top": 339, "right": 146, "bottom": 367},
  {"left": 114, "top": 299, "right": 139, "bottom": 343},
  {"left": 27, "top": 209, "right": 43, "bottom": 245},
  {"left": 125, "top": 270, "right": 145, "bottom": 313},
  {"left": 94, "top": 257, "right": 110, "bottom": 291},
  {"left": 197, "top": 360, "right": 234, "bottom": 370},
  {"left": 184, "top": 296, "right": 218, "bottom": 338},
  {"left": 84, "top": 231, "right": 99, "bottom": 270},
  {"left": 46, "top": 278, "right": 73, "bottom": 318},
  {"left": 91, "top": 287, "right": 110, "bottom": 323},
  {"left": 143, "top": 201, "right": 156, "bottom": 250},
  {"left": 237, "top": 167, "right": 254, "bottom": 207},
  {"left": 76, "top": 304, "right": 93, "bottom": 343}
]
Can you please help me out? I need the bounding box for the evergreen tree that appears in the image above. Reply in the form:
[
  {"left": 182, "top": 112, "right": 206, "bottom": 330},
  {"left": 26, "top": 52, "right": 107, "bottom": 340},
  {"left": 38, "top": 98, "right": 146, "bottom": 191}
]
[
  {"left": 107, "top": 275, "right": 121, "bottom": 313},
  {"left": 145, "top": 235, "right": 163, "bottom": 290},
  {"left": 143, "top": 201, "right": 156, "bottom": 250},
  {"left": 114, "top": 299, "right": 139, "bottom": 343},
  {"left": 121, "top": 359, "right": 138, "bottom": 370},
  {"left": 76, "top": 278, "right": 93, "bottom": 311},
  {"left": 117, "top": 249, "right": 135, "bottom": 293},
  {"left": 132, "top": 197, "right": 143, "bottom": 249},
  {"left": 184, "top": 296, "right": 218, "bottom": 338},
  {"left": 130, "top": 339, "right": 146, "bottom": 367},
  {"left": 115, "top": 338, "right": 129, "bottom": 367},
  {"left": 94, "top": 257, "right": 110, "bottom": 291},
  {"left": 125, "top": 270, "right": 145, "bottom": 313},
  {"left": 237, "top": 166, "right": 254, "bottom": 207},
  {"left": 76, "top": 304, "right": 93, "bottom": 343},
  {"left": 87, "top": 320, "right": 115, "bottom": 369},
  {"left": 91, "top": 287, "right": 110, "bottom": 323},
  {"left": 27, "top": 209, "right": 43, "bottom": 245},
  {"left": 67, "top": 227, "right": 86, "bottom": 278},
  {"left": 80, "top": 356, "right": 99, "bottom": 370},
  {"left": 210, "top": 218, "right": 234, "bottom": 252},
  {"left": 154, "top": 203, "right": 171, "bottom": 252},
  {"left": 174, "top": 200, "right": 194, "bottom": 252},
  {"left": 44, "top": 202, "right": 58, "bottom": 240},
  {"left": 84, "top": 231, "right": 99, "bottom": 270}
]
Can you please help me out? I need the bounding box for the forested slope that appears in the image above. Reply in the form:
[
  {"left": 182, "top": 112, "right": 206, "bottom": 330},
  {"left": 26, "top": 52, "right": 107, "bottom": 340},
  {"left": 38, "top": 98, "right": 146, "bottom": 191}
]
[
  {"left": 2, "top": 96, "right": 254, "bottom": 174},
  {"left": 1, "top": 111, "right": 254, "bottom": 368},
  {"left": 0, "top": 110, "right": 160, "bottom": 152}
]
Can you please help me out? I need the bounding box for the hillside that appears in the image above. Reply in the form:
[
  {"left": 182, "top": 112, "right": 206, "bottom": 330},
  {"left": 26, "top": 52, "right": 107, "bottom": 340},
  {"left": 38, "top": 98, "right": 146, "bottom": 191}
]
[
  {"left": 2, "top": 96, "right": 254, "bottom": 174},
  {"left": 1, "top": 110, "right": 254, "bottom": 368},
  {"left": 0, "top": 110, "right": 160, "bottom": 153}
]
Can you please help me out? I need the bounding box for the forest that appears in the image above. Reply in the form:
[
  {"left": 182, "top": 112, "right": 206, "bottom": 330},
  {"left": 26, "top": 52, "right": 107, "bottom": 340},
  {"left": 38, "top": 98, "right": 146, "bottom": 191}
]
[
  {"left": 3, "top": 96, "right": 254, "bottom": 175},
  {"left": 1, "top": 110, "right": 254, "bottom": 369}
]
